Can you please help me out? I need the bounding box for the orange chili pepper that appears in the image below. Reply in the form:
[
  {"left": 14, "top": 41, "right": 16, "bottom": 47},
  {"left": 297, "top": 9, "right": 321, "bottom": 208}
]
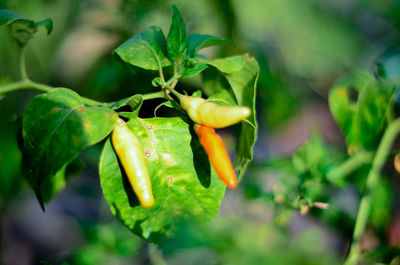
[{"left": 195, "top": 124, "right": 237, "bottom": 189}]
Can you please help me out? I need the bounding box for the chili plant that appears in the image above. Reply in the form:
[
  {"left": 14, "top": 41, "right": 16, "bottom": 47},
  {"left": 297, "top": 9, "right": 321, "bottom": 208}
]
[
  {"left": 0, "top": 6, "right": 258, "bottom": 243},
  {"left": 0, "top": 4, "right": 399, "bottom": 265}
]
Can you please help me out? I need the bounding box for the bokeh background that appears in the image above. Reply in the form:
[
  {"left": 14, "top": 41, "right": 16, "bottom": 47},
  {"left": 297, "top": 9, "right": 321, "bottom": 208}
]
[{"left": 1, "top": 0, "right": 400, "bottom": 264}]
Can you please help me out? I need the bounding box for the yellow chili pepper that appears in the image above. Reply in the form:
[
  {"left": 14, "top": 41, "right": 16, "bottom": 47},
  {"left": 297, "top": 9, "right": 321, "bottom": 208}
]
[
  {"left": 112, "top": 118, "right": 154, "bottom": 208},
  {"left": 180, "top": 95, "right": 251, "bottom": 128}
]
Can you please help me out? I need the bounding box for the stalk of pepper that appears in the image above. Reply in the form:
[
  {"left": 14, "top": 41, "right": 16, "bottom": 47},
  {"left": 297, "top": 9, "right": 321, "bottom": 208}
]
[
  {"left": 112, "top": 118, "right": 155, "bottom": 208},
  {"left": 180, "top": 95, "right": 251, "bottom": 128},
  {"left": 195, "top": 124, "right": 237, "bottom": 188}
]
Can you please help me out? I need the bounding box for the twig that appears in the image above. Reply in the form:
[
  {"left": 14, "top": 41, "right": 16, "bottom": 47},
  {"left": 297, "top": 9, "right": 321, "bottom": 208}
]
[{"left": 344, "top": 118, "right": 400, "bottom": 265}]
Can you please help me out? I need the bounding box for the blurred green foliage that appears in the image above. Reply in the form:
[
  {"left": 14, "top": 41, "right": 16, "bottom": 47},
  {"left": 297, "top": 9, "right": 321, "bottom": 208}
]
[{"left": 1, "top": 0, "right": 400, "bottom": 264}]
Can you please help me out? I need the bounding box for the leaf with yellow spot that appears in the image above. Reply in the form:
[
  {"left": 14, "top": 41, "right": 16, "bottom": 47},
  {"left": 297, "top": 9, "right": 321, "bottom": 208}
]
[
  {"left": 22, "top": 88, "right": 118, "bottom": 210},
  {"left": 99, "top": 117, "right": 226, "bottom": 242}
]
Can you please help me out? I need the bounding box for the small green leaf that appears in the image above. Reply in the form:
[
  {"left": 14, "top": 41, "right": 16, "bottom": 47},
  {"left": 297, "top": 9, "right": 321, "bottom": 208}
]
[
  {"left": 152, "top": 77, "right": 163, "bottom": 87},
  {"left": 0, "top": 10, "right": 53, "bottom": 44},
  {"left": 114, "top": 95, "right": 144, "bottom": 119},
  {"left": 114, "top": 26, "right": 171, "bottom": 70},
  {"left": 199, "top": 55, "right": 246, "bottom": 74},
  {"left": 107, "top": 94, "right": 143, "bottom": 114},
  {"left": 9, "top": 20, "right": 38, "bottom": 44},
  {"left": 292, "top": 139, "right": 323, "bottom": 174},
  {"left": 181, "top": 64, "right": 208, "bottom": 79},
  {"left": 187, "top": 34, "right": 232, "bottom": 57},
  {"left": 99, "top": 117, "right": 225, "bottom": 242},
  {"left": 22, "top": 88, "right": 118, "bottom": 209},
  {"left": 191, "top": 90, "right": 203, "bottom": 97},
  {"left": 167, "top": 5, "right": 187, "bottom": 60}
]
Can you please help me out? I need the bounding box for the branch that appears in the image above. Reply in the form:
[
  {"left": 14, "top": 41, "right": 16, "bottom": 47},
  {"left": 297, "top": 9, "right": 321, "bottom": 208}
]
[
  {"left": 19, "top": 46, "right": 29, "bottom": 81},
  {"left": 0, "top": 81, "right": 168, "bottom": 106},
  {"left": 0, "top": 81, "right": 103, "bottom": 106},
  {"left": 344, "top": 118, "right": 400, "bottom": 265},
  {"left": 327, "top": 151, "right": 373, "bottom": 185}
]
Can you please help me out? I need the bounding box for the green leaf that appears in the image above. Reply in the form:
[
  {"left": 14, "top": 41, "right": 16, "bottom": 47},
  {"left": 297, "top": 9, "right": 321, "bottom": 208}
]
[
  {"left": 201, "top": 68, "right": 237, "bottom": 105},
  {"left": 22, "top": 88, "right": 118, "bottom": 209},
  {"left": 200, "top": 55, "right": 259, "bottom": 181},
  {"left": 181, "top": 63, "right": 208, "bottom": 79},
  {"left": 167, "top": 5, "right": 187, "bottom": 60},
  {"left": 292, "top": 136, "right": 324, "bottom": 174},
  {"left": 187, "top": 34, "right": 232, "bottom": 57},
  {"left": 41, "top": 165, "right": 67, "bottom": 203},
  {"left": 225, "top": 55, "right": 259, "bottom": 180},
  {"left": 191, "top": 90, "right": 203, "bottom": 97},
  {"left": 0, "top": 9, "right": 52, "bottom": 44},
  {"left": 99, "top": 117, "right": 226, "bottom": 242},
  {"left": 9, "top": 19, "right": 37, "bottom": 45},
  {"left": 0, "top": 9, "right": 30, "bottom": 26},
  {"left": 41, "top": 158, "right": 85, "bottom": 203},
  {"left": 199, "top": 54, "right": 246, "bottom": 74},
  {"left": 114, "top": 26, "right": 171, "bottom": 70},
  {"left": 107, "top": 94, "right": 143, "bottom": 115}
]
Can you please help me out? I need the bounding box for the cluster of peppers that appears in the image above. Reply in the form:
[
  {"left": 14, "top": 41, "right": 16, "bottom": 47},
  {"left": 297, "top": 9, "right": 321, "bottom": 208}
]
[{"left": 112, "top": 95, "right": 251, "bottom": 208}]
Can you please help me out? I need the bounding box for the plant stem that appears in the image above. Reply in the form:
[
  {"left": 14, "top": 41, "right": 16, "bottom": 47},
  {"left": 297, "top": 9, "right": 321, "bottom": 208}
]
[
  {"left": 19, "top": 46, "right": 29, "bottom": 81},
  {"left": 0, "top": 81, "right": 103, "bottom": 106},
  {"left": 0, "top": 80, "right": 167, "bottom": 106},
  {"left": 344, "top": 118, "right": 400, "bottom": 265},
  {"left": 165, "top": 85, "right": 182, "bottom": 100},
  {"left": 142, "top": 91, "right": 165, "bottom": 100},
  {"left": 158, "top": 66, "right": 165, "bottom": 84},
  {"left": 0, "top": 81, "right": 51, "bottom": 94},
  {"left": 327, "top": 151, "right": 373, "bottom": 185},
  {"left": 170, "top": 79, "right": 178, "bottom": 90}
]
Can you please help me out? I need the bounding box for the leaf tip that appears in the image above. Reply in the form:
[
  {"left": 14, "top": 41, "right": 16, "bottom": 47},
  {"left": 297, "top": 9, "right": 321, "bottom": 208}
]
[{"left": 34, "top": 188, "right": 46, "bottom": 212}]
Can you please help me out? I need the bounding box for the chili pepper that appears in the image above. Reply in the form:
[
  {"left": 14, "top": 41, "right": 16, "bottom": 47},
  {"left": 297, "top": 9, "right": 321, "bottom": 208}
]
[
  {"left": 394, "top": 153, "right": 400, "bottom": 174},
  {"left": 112, "top": 118, "right": 154, "bottom": 208},
  {"left": 180, "top": 95, "right": 251, "bottom": 128},
  {"left": 195, "top": 124, "right": 237, "bottom": 188}
]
